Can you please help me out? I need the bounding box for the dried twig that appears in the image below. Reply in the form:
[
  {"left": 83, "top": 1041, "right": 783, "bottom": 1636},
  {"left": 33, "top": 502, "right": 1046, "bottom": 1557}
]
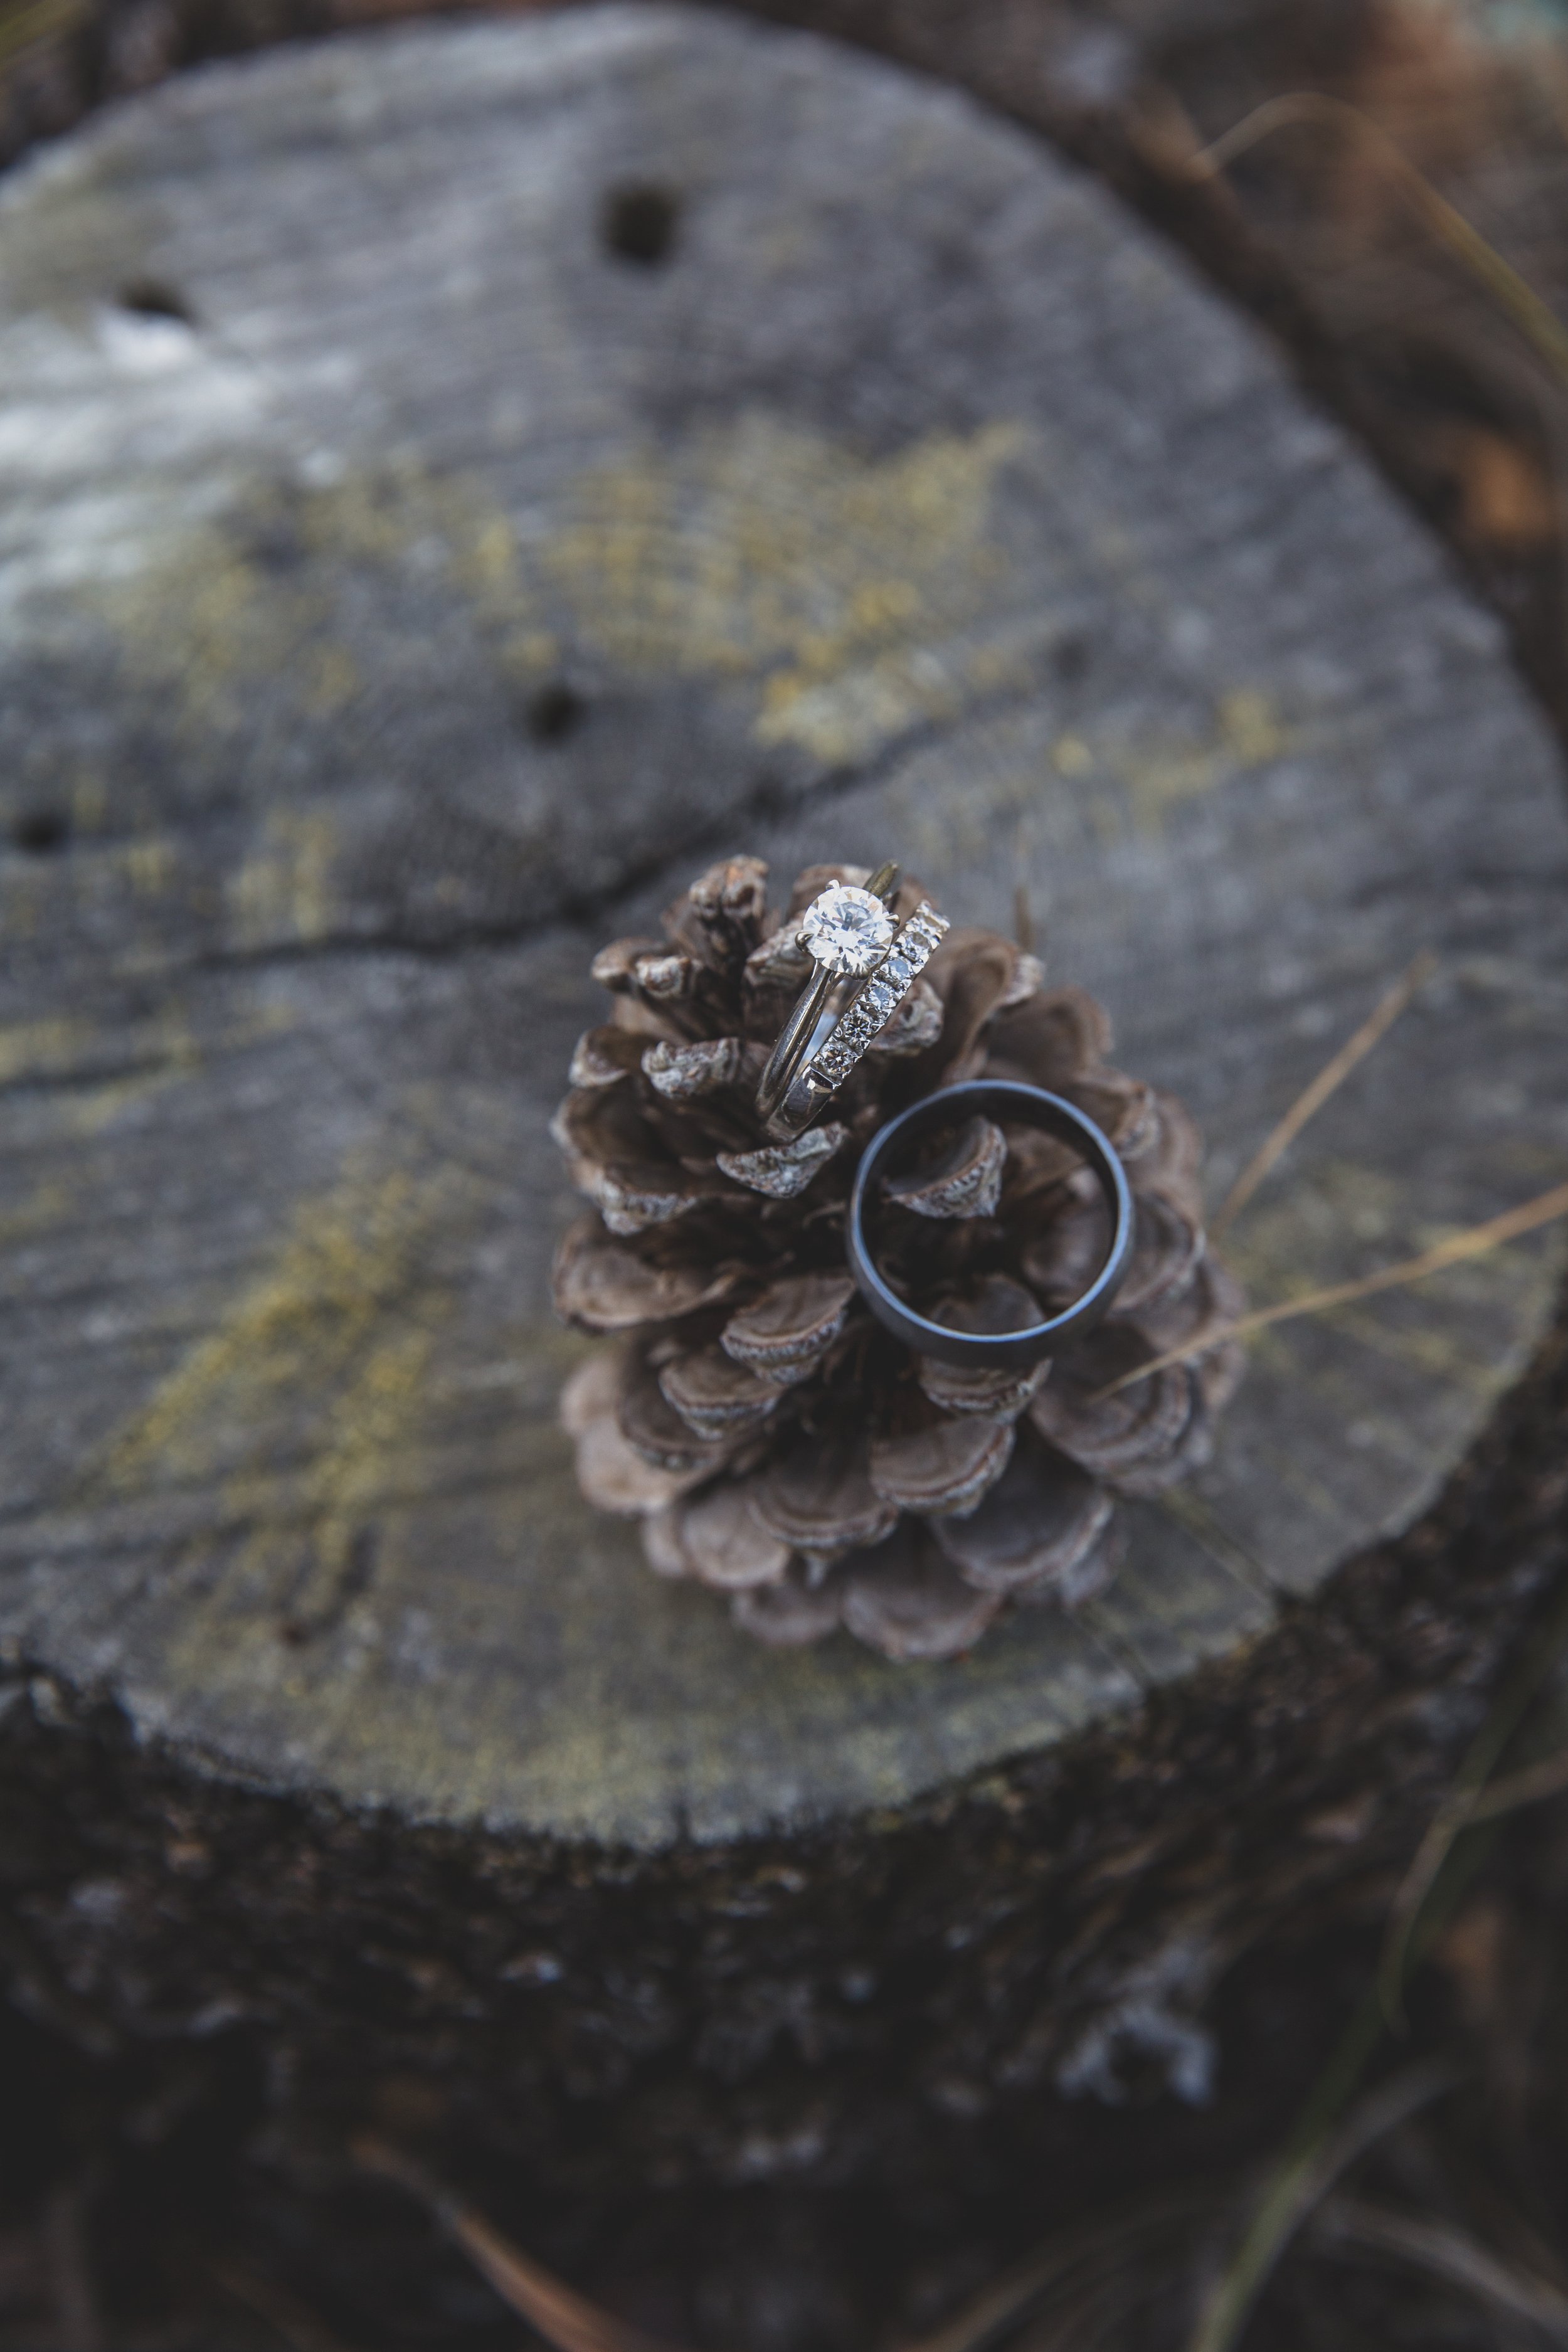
[
  {"left": 902, "top": 2190, "right": 1212, "bottom": 2352},
  {"left": 206, "top": 2255, "right": 365, "bottom": 2352},
  {"left": 1379, "top": 1577, "right": 1568, "bottom": 2028},
  {"left": 43, "top": 2180, "right": 103, "bottom": 2352},
  {"left": 359, "top": 2138, "right": 1219, "bottom": 2352},
  {"left": 1095, "top": 1177, "right": 1568, "bottom": 1401},
  {"left": 354, "top": 2136, "right": 695, "bottom": 2352},
  {"left": 1466, "top": 1742, "right": 1568, "bottom": 1825},
  {"left": 1182, "top": 92, "right": 1568, "bottom": 395},
  {"left": 0, "top": 0, "right": 89, "bottom": 70},
  {"left": 1315, "top": 2196, "right": 1568, "bottom": 2339},
  {"left": 1185, "top": 2058, "right": 1461, "bottom": 2352},
  {"left": 1209, "top": 953, "right": 1434, "bottom": 1239},
  {"left": 1180, "top": 1570, "right": 1568, "bottom": 2352}
]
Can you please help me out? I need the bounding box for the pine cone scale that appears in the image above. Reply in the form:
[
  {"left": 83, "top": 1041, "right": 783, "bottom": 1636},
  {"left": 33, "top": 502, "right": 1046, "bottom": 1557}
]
[
  {"left": 935, "top": 1437, "right": 1113, "bottom": 1596},
  {"left": 840, "top": 1525, "right": 1002, "bottom": 1662},
  {"left": 867, "top": 1413, "right": 1015, "bottom": 1518}
]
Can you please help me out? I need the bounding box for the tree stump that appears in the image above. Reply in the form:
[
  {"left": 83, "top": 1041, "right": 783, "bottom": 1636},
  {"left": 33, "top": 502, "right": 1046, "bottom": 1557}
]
[{"left": 3, "top": 3, "right": 1566, "bottom": 2181}]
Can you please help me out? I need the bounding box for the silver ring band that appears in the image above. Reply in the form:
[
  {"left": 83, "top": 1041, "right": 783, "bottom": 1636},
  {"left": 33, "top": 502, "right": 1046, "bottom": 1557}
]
[{"left": 846, "top": 1083, "right": 1135, "bottom": 1367}]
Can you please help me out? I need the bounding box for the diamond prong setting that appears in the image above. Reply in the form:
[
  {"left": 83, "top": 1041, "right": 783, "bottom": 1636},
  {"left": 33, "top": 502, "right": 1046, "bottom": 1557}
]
[{"left": 798, "top": 884, "right": 897, "bottom": 977}]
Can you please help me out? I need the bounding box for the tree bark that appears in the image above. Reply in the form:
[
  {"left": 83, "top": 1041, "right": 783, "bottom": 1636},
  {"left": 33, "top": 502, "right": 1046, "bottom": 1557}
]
[{"left": 1, "top": 4, "right": 1565, "bottom": 2180}]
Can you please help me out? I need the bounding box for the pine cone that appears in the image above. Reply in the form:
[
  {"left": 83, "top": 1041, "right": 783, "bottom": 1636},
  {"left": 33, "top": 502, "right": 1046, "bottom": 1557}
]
[{"left": 553, "top": 856, "right": 1246, "bottom": 1661}]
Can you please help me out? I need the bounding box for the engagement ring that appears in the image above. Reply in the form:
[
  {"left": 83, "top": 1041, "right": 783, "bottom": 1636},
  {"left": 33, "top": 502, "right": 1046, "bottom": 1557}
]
[{"left": 756, "top": 866, "right": 951, "bottom": 1141}]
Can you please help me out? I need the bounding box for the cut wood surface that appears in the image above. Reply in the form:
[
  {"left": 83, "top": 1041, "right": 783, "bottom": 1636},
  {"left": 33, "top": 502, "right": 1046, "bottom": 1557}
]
[{"left": 1, "top": 4, "right": 1565, "bottom": 1850}]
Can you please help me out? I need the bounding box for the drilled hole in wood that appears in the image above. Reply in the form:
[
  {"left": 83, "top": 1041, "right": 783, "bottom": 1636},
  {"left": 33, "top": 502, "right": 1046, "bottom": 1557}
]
[
  {"left": 600, "top": 182, "right": 679, "bottom": 267},
  {"left": 116, "top": 275, "right": 197, "bottom": 326},
  {"left": 526, "top": 681, "right": 586, "bottom": 744},
  {"left": 12, "top": 808, "right": 70, "bottom": 855}
]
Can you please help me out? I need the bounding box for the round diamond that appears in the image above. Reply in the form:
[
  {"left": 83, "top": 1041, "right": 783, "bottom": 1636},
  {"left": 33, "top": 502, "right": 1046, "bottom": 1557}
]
[{"left": 798, "top": 884, "right": 895, "bottom": 976}]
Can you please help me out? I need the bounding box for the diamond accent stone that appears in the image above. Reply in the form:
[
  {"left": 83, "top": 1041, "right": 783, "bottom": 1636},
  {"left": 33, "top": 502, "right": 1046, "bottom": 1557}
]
[
  {"left": 797, "top": 898, "right": 951, "bottom": 1099},
  {"left": 799, "top": 884, "right": 896, "bottom": 976}
]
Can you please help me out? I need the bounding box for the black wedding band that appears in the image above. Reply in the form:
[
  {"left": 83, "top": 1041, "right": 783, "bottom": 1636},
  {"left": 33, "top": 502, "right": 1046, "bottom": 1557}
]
[{"left": 845, "top": 1081, "right": 1135, "bottom": 1369}]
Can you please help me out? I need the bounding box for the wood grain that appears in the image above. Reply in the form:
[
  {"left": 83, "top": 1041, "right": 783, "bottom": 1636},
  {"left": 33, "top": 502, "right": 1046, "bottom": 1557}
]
[{"left": 1, "top": 6, "right": 1565, "bottom": 1848}]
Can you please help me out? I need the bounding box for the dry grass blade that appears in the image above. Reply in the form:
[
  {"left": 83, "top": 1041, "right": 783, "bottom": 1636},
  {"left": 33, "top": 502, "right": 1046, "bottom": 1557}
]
[
  {"left": 43, "top": 2179, "right": 102, "bottom": 2352},
  {"left": 206, "top": 2256, "right": 364, "bottom": 2352},
  {"left": 0, "top": 0, "right": 89, "bottom": 69},
  {"left": 1010, "top": 2268, "right": 1165, "bottom": 2352},
  {"left": 1184, "top": 93, "right": 1568, "bottom": 394},
  {"left": 1316, "top": 2197, "right": 1568, "bottom": 2338},
  {"left": 902, "top": 2190, "right": 1214, "bottom": 2352},
  {"left": 1466, "top": 1742, "right": 1568, "bottom": 1825},
  {"left": 1209, "top": 953, "right": 1434, "bottom": 1239},
  {"left": 900, "top": 2242, "right": 1086, "bottom": 2352},
  {"left": 1379, "top": 1576, "right": 1568, "bottom": 2028},
  {"left": 353, "top": 2137, "right": 697, "bottom": 2352},
  {"left": 1095, "top": 1178, "right": 1568, "bottom": 1401},
  {"left": 1185, "top": 2057, "right": 1461, "bottom": 2352}
]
